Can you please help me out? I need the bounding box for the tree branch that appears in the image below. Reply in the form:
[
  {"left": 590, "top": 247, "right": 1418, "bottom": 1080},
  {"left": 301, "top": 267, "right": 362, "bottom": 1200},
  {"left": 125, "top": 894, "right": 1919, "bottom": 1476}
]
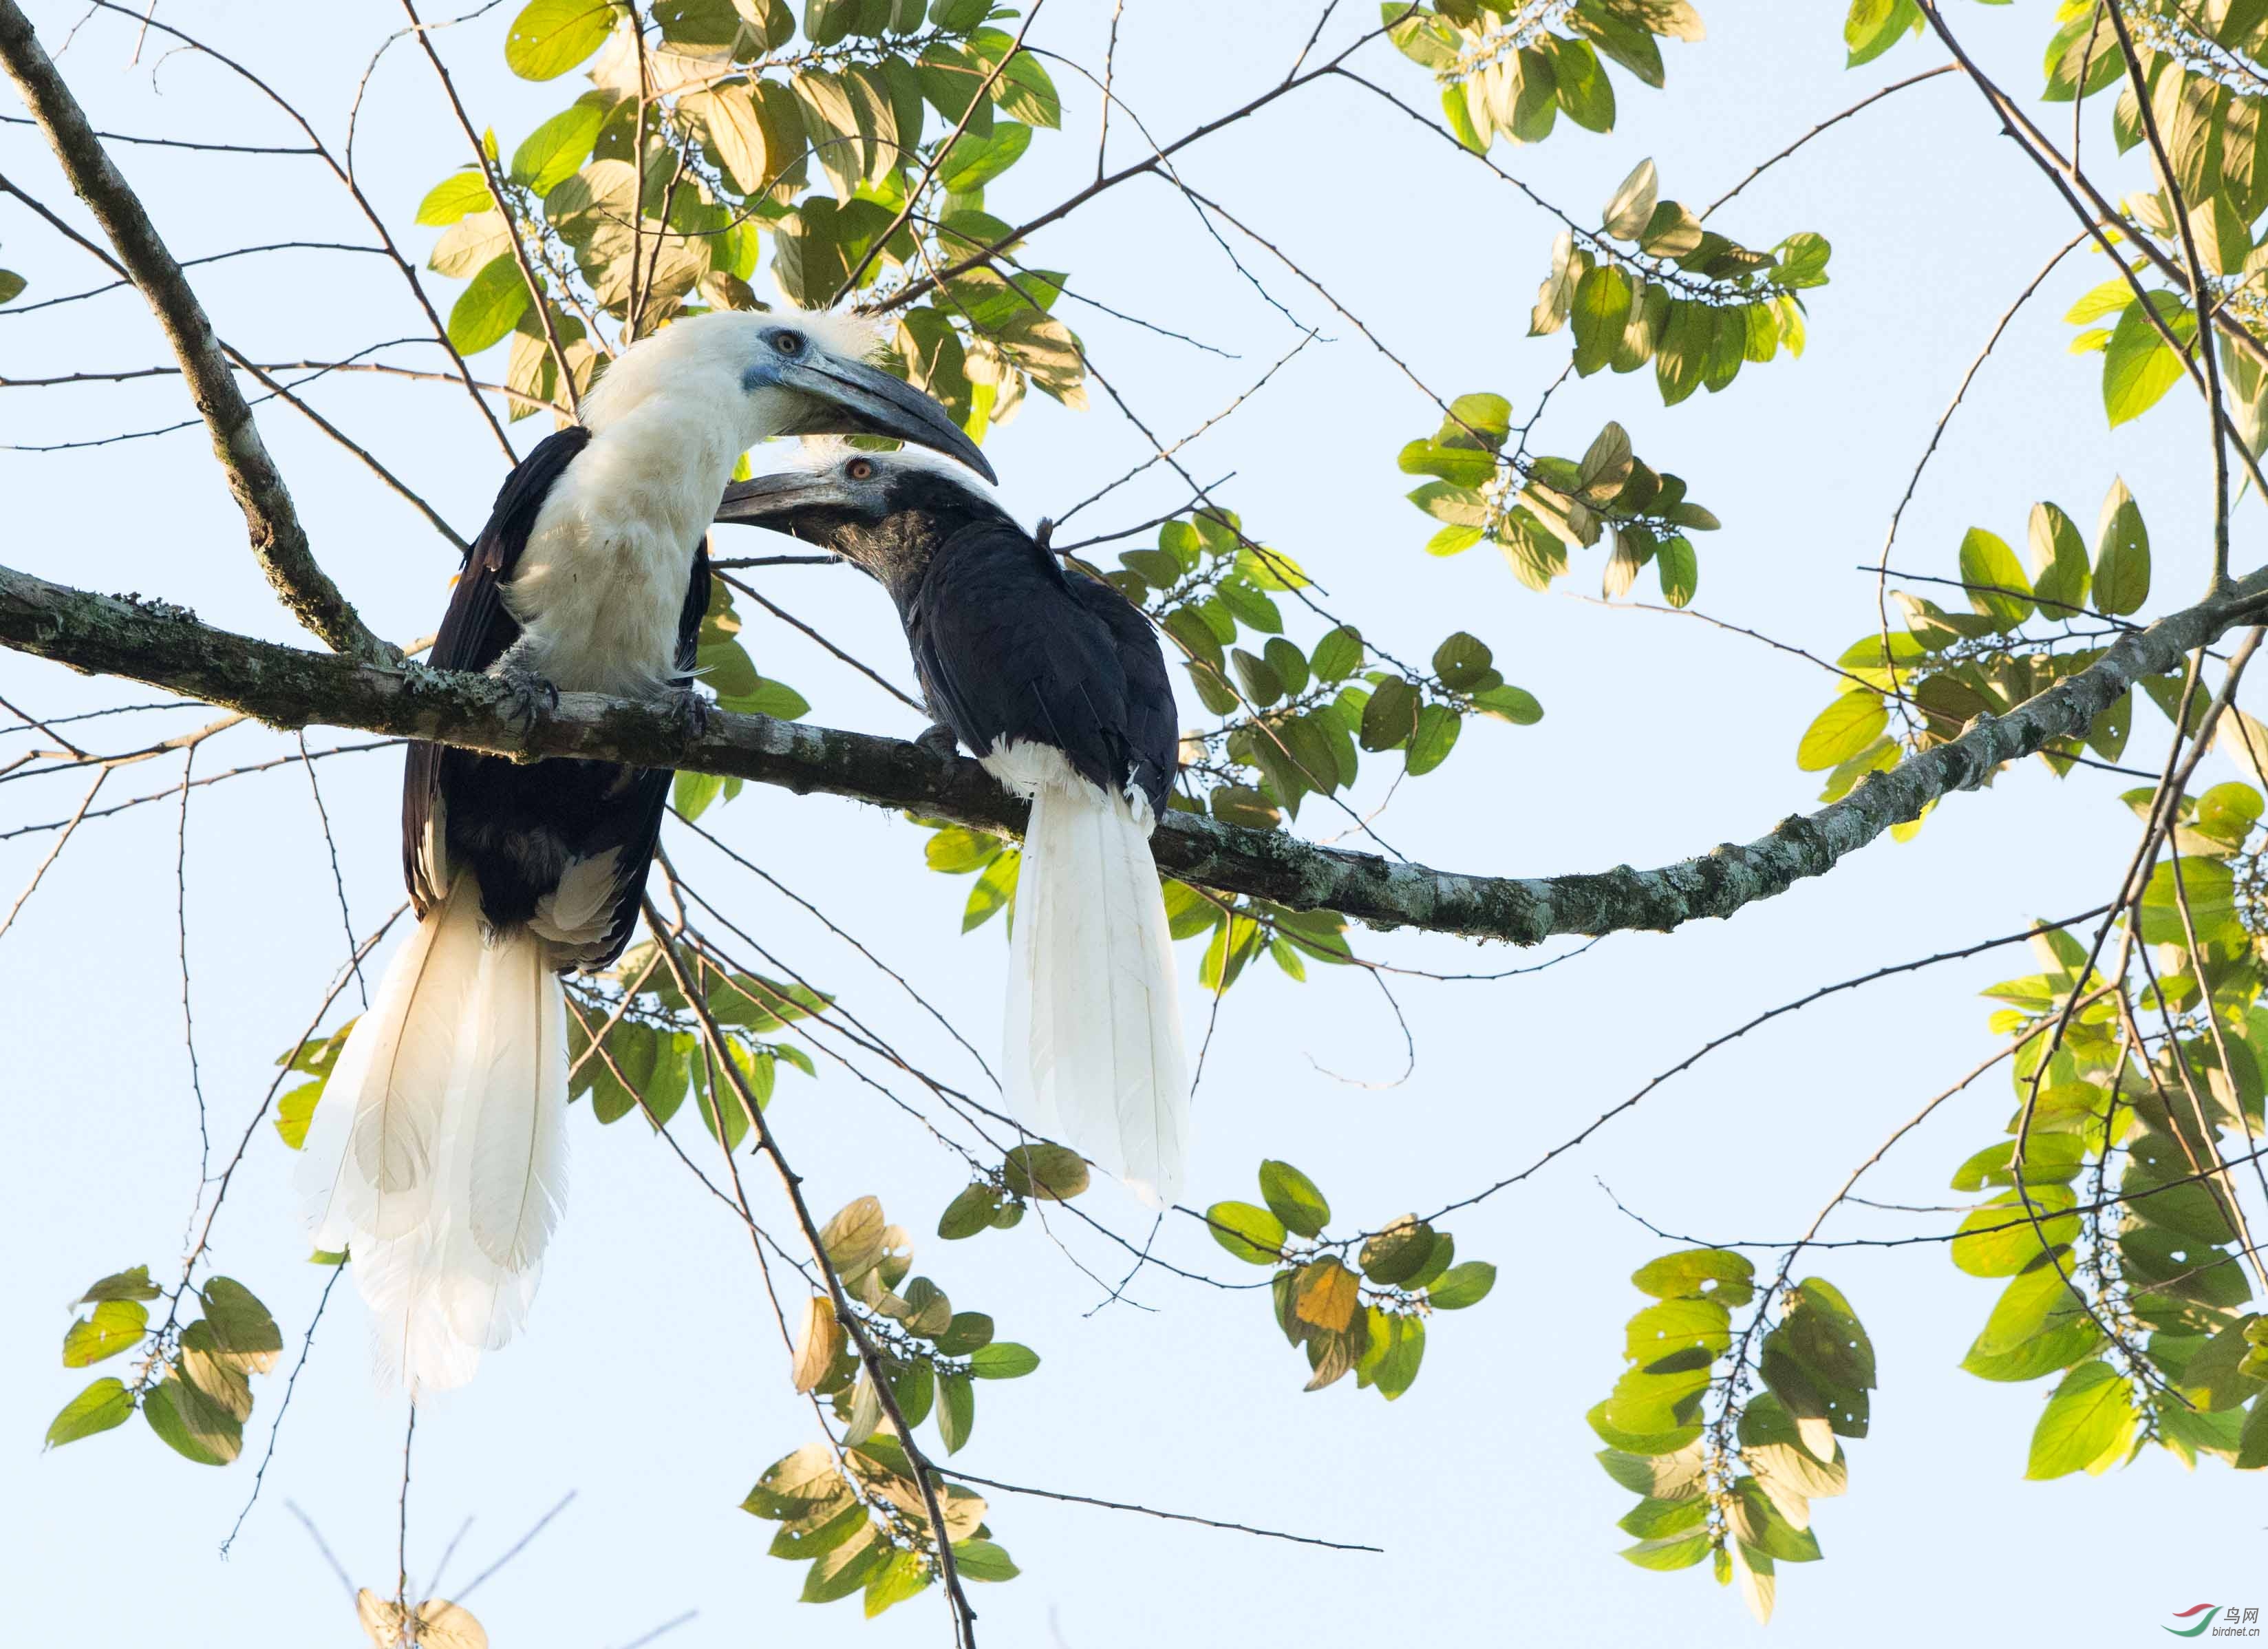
[
  {"left": 4, "top": 555, "right": 2265, "bottom": 944},
  {"left": 0, "top": 1, "right": 393, "bottom": 663}
]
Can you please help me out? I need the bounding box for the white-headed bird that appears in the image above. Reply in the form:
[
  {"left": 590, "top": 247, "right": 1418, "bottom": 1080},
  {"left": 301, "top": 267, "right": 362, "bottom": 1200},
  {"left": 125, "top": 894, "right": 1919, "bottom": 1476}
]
[{"left": 299, "top": 312, "right": 992, "bottom": 1390}]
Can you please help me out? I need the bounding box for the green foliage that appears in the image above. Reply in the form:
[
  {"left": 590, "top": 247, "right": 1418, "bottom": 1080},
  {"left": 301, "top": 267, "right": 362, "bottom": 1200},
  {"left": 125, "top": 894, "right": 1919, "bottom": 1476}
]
[
  {"left": 0, "top": 266, "right": 28, "bottom": 306},
  {"left": 1386, "top": 0, "right": 1705, "bottom": 149},
  {"left": 1530, "top": 160, "right": 1827, "bottom": 406},
  {"left": 1947, "top": 903, "right": 2268, "bottom": 1475},
  {"left": 1400, "top": 395, "right": 1720, "bottom": 604},
  {"left": 1205, "top": 1162, "right": 1492, "bottom": 1400},
  {"left": 43, "top": 1266, "right": 281, "bottom": 1469},
  {"left": 744, "top": 1189, "right": 1034, "bottom": 1610},
  {"left": 936, "top": 1141, "right": 1089, "bottom": 1242},
  {"left": 1597, "top": 1250, "right": 1870, "bottom": 1623},
  {"left": 559, "top": 926, "right": 819, "bottom": 1136},
  {"left": 1804, "top": 483, "right": 2168, "bottom": 818},
  {"left": 429, "top": 0, "right": 1078, "bottom": 449}
]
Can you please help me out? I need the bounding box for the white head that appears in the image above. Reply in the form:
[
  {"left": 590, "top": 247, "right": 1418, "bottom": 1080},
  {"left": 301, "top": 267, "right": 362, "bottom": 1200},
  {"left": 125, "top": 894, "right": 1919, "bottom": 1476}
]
[{"left": 578, "top": 309, "right": 995, "bottom": 481}]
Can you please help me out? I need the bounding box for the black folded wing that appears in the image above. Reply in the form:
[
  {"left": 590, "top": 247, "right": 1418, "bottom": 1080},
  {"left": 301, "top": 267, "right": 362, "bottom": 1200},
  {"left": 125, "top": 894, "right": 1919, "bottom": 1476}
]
[{"left": 909, "top": 520, "right": 1177, "bottom": 817}]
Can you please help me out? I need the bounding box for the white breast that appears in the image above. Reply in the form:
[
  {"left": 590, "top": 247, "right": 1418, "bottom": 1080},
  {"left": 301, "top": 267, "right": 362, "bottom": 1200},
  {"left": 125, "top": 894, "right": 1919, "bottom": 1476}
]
[{"left": 504, "top": 398, "right": 741, "bottom": 698}]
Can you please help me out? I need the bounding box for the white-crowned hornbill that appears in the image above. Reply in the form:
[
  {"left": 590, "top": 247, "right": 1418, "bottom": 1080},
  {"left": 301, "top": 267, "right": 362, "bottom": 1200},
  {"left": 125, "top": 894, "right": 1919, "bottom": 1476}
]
[
  {"left": 713, "top": 440, "right": 1190, "bottom": 1206},
  {"left": 297, "top": 312, "right": 992, "bottom": 1390}
]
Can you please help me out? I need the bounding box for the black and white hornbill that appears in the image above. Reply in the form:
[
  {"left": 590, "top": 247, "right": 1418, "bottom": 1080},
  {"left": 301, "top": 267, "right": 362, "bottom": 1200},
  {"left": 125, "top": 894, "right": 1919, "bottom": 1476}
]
[
  {"left": 713, "top": 441, "right": 1190, "bottom": 1205},
  {"left": 297, "top": 311, "right": 991, "bottom": 1390}
]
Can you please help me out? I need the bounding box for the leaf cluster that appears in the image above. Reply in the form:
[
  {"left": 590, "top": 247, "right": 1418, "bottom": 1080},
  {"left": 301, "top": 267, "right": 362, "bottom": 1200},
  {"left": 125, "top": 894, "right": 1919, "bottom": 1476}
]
[{"left": 1206, "top": 1160, "right": 1496, "bottom": 1400}]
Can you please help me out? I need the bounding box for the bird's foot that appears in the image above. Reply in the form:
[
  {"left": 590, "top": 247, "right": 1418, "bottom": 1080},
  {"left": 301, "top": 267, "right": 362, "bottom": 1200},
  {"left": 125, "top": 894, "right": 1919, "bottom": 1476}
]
[
  {"left": 914, "top": 722, "right": 959, "bottom": 760},
  {"left": 665, "top": 681, "right": 713, "bottom": 739},
  {"left": 494, "top": 661, "right": 559, "bottom": 752}
]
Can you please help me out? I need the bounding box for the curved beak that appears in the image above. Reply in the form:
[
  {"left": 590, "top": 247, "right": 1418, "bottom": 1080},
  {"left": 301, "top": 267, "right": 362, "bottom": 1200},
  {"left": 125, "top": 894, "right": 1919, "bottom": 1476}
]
[
  {"left": 778, "top": 353, "right": 995, "bottom": 483},
  {"left": 712, "top": 469, "right": 850, "bottom": 529}
]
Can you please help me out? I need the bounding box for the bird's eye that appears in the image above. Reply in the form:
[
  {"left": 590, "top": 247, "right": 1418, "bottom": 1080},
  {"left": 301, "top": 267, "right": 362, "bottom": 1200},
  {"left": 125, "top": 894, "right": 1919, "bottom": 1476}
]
[
  {"left": 771, "top": 330, "right": 805, "bottom": 356},
  {"left": 846, "top": 458, "right": 875, "bottom": 480}
]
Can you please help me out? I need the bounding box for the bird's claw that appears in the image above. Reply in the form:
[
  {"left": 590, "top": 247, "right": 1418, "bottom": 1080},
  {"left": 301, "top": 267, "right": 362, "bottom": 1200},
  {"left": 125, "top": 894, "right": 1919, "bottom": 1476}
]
[
  {"left": 495, "top": 661, "right": 559, "bottom": 741},
  {"left": 914, "top": 723, "right": 959, "bottom": 760},
  {"left": 667, "top": 682, "right": 713, "bottom": 739}
]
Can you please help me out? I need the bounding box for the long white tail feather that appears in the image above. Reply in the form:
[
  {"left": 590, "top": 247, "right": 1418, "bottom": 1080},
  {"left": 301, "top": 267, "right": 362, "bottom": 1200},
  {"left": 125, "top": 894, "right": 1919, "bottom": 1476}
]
[
  {"left": 296, "top": 874, "right": 570, "bottom": 1392},
  {"left": 297, "top": 879, "right": 484, "bottom": 1248},
  {"left": 994, "top": 747, "right": 1188, "bottom": 1207}
]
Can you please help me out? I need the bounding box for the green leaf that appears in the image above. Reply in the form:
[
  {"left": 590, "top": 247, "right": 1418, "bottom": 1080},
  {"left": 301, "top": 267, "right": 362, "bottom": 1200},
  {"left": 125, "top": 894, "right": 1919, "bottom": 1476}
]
[
  {"left": 1626, "top": 1297, "right": 1731, "bottom": 1372},
  {"left": 1431, "top": 631, "right": 1493, "bottom": 691},
  {"left": 1001, "top": 1142, "right": 1087, "bottom": 1201},
  {"left": 2027, "top": 501, "right": 2089, "bottom": 617},
  {"left": 2101, "top": 292, "right": 2195, "bottom": 426},
  {"left": 1656, "top": 535, "right": 1697, "bottom": 608},
  {"left": 0, "top": 268, "right": 24, "bottom": 306},
  {"left": 950, "top": 1539, "right": 1020, "bottom": 1582},
  {"left": 1571, "top": 264, "right": 1634, "bottom": 376},
  {"left": 863, "top": 1547, "right": 929, "bottom": 1617},
  {"left": 967, "top": 1341, "right": 1038, "bottom": 1379},
  {"left": 937, "top": 1371, "right": 974, "bottom": 1453},
  {"left": 1632, "top": 1248, "right": 1755, "bottom": 1306},
  {"left": 511, "top": 102, "right": 608, "bottom": 193},
  {"left": 143, "top": 1371, "right": 240, "bottom": 1465},
  {"left": 1427, "top": 1261, "right": 1496, "bottom": 1310},
  {"left": 935, "top": 1312, "right": 994, "bottom": 1357},
  {"left": 2238, "top": 1393, "right": 2268, "bottom": 1469},
  {"left": 1620, "top": 1530, "right": 1713, "bottom": 1571},
  {"left": 937, "top": 122, "right": 1031, "bottom": 192},
  {"left": 1359, "top": 678, "right": 1420, "bottom": 752},
  {"left": 938, "top": 1182, "right": 1001, "bottom": 1240},
  {"left": 76, "top": 1266, "right": 160, "bottom": 1305},
  {"left": 1205, "top": 1200, "right": 1287, "bottom": 1265},
  {"left": 505, "top": 0, "right": 620, "bottom": 80},
  {"left": 1473, "top": 683, "right": 1543, "bottom": 724},
  {"left": 45, "top": 1377, "right": 133, "bottom": 1448},
  {"left": 2025, "top": 1359, "right": 2138, "bottom": 1478},
  {"left": 1846, "top": 0, "right": 1922, "bottom": 67},
  {"left": 1796, "top": 690, "right": 1888, "bottom": 772},
  {"left": 1312, "top": 626, "right": 1364, "bottom": 681},
  {"left": 416, "top": 171, "right": 493, "bottom": 226},
  {"left": 800, "top": 1525, "right": 886, "bottom": 1602},
  {"left": 1404, "top": 703, "right": 1460, "bottom": 776},
  {"left": 1358, "top": 1217, "right": 1437, "bottom": 1287},
  {"left": 447, "top": 253, "right": 533, "bottom": 357},
  {"left": 62, "top": 1300, "right": 147, "bottom": 1368},
  {"left": 1952, "top": 1189, "right": 2079, "bottom": 1277},
  {"left": 1259, "top": 1159, "right": 1331, "bottom": 1237},
  {"left": 2093, "top": 478, "right": 2150, "bottom": 617},
  {"left": 200, "top": 1278, "right": 281, "bottom": 1372},
  {"left": 1958, "top": 526, "right": 2032, "bottom": 628}
]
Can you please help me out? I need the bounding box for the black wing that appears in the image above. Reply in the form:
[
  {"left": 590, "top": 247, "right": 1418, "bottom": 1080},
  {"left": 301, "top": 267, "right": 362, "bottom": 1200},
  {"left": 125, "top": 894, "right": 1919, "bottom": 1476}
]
[
  {"left": 401, "top": 426, "right": 592, "bottom": 915},
  {"left": 910, "top": 520, "right": 1177, "bottom": 813},
  {"left": 1067, "top": 571, "right": 1178, "bottom": 816}
]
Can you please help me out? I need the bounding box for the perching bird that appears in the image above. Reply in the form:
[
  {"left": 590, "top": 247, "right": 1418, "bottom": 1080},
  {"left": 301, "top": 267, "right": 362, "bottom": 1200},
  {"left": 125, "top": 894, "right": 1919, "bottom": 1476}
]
[
  {"left": 713, "top": 440, "right": 1190, "bottom": 1205},
  {"left": 297, "top": 311, "right": 992, "bottom": 1390}
]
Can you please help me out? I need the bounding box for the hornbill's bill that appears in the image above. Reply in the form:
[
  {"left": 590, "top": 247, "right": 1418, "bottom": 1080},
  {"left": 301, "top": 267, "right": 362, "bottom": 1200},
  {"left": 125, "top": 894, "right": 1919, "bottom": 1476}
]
[
  {"left": 297, "top": 312, "right": 990, "bottom": 1390},
  {"left": 714, "top": 442, "right": 1190, "bottom": 1206}
]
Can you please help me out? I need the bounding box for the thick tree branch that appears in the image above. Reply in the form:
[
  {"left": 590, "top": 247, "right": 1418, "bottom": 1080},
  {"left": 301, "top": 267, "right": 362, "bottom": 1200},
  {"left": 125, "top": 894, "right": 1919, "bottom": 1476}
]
[
  {"left": 0, "top": 1, "right": 392, "bottom": 664},
  {"left": 6, "top": 557, "right": 2267, "bottom": 944}
]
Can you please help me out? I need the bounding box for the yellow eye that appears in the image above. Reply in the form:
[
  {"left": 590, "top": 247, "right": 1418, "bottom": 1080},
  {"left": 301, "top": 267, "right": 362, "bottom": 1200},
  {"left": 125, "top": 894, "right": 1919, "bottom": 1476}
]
[{"left": 846, "top": 458, "right": 875, "bottom": 480}]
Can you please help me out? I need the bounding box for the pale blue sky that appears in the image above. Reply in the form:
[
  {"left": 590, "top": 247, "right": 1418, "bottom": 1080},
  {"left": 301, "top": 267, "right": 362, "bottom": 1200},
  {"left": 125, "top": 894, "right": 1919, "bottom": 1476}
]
[{"left": 2, "top": 3, "right": 2259, "bottom": 1645}]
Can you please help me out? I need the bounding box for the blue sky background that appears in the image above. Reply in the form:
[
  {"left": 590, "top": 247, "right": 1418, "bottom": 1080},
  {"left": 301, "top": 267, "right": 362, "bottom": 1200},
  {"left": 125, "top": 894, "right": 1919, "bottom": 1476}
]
[{"left": 3, "top": 2, "right": 2261, "bottom": 1643}]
